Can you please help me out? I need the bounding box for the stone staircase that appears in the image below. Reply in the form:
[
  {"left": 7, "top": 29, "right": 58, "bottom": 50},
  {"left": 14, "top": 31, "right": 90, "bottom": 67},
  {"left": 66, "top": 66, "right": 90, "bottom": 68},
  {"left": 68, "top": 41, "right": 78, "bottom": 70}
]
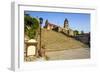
[{"left": 38, "top": 28, "right": 88, "bottom": 51}]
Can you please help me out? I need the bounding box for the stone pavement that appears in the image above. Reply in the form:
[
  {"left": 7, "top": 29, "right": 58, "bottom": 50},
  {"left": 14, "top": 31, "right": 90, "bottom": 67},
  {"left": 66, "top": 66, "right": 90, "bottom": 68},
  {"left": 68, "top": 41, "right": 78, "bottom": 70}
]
[{"left": 46, "top": 48, "right": 90, "bottom": 60}]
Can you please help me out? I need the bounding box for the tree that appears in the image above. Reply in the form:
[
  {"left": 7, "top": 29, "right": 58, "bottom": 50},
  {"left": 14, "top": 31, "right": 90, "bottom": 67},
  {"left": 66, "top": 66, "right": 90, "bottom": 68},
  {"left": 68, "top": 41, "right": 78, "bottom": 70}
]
[
  {"left": 81, "top": 30, "right": 84, "bottom": 35},
  {"left": 74, "top": 30, "right": 79, "bottom": 36},
  {"left": 24, "top": 14, "right": 40, "bottom": 39},
  {"left": 24, "top": 14, "right": 33, "bottom": 27},
  {"left": 32, "top": 18, "right": 40, "bottom": 29},
  {"left": 45, "top": 19, "right": 48, "bottom": 25}
]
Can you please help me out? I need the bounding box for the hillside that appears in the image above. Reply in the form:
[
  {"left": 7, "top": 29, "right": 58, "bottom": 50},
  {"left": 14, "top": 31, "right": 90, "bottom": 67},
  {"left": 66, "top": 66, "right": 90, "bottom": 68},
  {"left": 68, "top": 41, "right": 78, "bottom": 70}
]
[{"left": 37, "top": 28, "right": 89, "bottom": 51}]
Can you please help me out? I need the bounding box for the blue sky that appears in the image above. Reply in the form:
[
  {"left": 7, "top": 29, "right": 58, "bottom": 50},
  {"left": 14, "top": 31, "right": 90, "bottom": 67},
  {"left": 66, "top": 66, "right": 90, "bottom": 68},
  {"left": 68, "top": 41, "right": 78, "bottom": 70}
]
[{"left": 25, "top": 11, "right": 90, "bottom": 33}]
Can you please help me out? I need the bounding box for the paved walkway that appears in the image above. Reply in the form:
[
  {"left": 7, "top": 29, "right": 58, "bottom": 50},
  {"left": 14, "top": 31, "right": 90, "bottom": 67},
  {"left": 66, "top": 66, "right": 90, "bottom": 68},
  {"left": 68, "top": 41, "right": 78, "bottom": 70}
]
[
  {"left": 46, "top": 48, "right": 90, "bottom": 60},
  {"left": 25, "top": 48, "right": 90, "bottom": 61}
]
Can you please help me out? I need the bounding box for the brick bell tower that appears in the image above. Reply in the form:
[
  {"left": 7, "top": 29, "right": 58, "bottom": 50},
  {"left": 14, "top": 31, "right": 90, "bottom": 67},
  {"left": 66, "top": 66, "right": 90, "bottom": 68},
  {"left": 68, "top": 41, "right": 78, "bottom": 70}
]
[{"left": 64, "top": 18, "right": 69, "bottom": 29}]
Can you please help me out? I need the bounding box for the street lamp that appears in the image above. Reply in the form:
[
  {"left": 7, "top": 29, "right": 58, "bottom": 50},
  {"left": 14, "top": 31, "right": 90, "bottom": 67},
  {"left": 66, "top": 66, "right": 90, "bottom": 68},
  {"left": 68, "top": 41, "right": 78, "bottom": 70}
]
[
  {"left": 39, "top": 17, "right": 43, "bottom": 57},
  {"left": 39, "top": 17, "right": 43, "bottom": 24}
]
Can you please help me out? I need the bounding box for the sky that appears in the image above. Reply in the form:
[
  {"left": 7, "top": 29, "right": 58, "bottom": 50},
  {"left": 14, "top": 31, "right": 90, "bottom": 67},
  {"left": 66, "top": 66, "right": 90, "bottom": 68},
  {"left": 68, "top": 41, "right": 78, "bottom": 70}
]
[{"left": 25, "top": 11, "right": 90, "bottom": 33}]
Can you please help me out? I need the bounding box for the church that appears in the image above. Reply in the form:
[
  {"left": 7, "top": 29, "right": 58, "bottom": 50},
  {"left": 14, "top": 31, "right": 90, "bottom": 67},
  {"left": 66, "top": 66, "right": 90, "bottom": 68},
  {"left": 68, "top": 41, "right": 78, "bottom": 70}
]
[{"left": 44, "top": 18, "right": 74, "bottom": 36}]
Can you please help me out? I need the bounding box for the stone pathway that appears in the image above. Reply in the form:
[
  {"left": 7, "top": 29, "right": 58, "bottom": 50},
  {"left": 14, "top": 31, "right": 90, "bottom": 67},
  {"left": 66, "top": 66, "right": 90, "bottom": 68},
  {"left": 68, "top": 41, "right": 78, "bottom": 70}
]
[
  {"left": 40, "top": 29, "right": 89, "bottom": 51},
  {"left": 46, "top": 48, "right": 90, "bottom": 60},
  {"left": 24, "top": 48, "right": 90, "bottom": 61}
]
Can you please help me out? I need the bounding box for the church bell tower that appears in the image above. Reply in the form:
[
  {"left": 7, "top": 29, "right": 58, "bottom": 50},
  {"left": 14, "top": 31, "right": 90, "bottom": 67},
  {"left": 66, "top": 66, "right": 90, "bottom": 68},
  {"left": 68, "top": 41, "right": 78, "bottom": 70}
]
[{"left": 64, "top": 18, "right": 69, "bottom": 29}]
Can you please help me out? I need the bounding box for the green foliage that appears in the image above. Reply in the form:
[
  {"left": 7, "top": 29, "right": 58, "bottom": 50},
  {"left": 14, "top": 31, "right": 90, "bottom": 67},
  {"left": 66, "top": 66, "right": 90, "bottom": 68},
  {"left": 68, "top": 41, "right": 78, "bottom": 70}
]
[
  {"left": 28, "top": 29, "right": 36, "bottom": 39},
  {"left": 81, "top": 30, "right": 84, "bottom": 35},
  {"left": 24, "top": 15, "right": 33, "bottom": 26},
  {"left": 24, "top": 14, "right": 40, "bottom": 39},
  {"left": 45, "top": 19, "right": 48, "bottom": 26},
  {"left": 32, "top": 18, "right": 40, "bottom": 29},
  {"left": 74, "top": 30, "right": 79, "bottom": 35}
]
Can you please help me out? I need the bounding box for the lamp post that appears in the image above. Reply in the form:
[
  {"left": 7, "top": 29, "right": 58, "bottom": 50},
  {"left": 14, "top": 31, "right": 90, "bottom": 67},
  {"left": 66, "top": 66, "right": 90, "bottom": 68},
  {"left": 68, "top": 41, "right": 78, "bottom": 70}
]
[{"left": 39, "top": 17, "right": 43, "bottom": 57}]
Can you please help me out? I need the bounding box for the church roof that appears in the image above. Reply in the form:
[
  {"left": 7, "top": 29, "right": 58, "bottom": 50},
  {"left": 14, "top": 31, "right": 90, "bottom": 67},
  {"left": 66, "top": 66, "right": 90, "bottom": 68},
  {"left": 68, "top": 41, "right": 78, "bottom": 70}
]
[{"left": 47, "top": 22, "right": 58, "bottom": 27}]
